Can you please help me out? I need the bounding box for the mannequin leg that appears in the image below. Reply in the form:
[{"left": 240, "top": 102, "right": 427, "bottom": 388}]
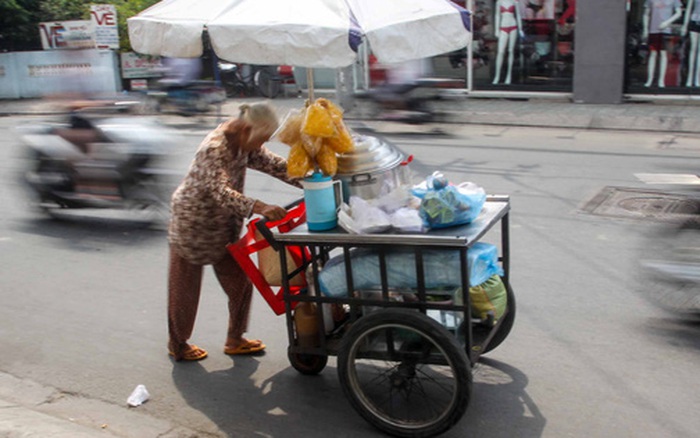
[
  {"left": 687, "top": 34, "right": 698, "bottom": 87},
  {"left": 645, "top": 50, "right": 657, "bottom": 87},
  {"left": 691, "top": 32, "right": 700, "bottom": 87},
  {"left": 493, "top": 32, "right": 507, "bottom": 84},
  {"left": 658, "top": 50, "right": 668, "bottom": 87},
  {"left": 504, "top": 31, "right": 518, "bottom": 84}
]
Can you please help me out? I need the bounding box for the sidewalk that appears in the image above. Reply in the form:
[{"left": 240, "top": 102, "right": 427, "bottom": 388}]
[
  {"left": 0, "top": 371, "right": 198, "bottom": 438},
  {"left": 4, "top": 94, "right": 700, "bottom": 134}
]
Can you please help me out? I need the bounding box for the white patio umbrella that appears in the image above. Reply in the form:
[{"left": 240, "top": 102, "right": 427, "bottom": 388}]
[
  {"left": 128, "top": 0, "right": 471, "bottom": 68},
  {"left": 128, "top": 0, "right": 470, "bottom": 99}
]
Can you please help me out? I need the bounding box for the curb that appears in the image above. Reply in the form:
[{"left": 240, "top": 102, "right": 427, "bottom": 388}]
[
  {"left": 4, "top": 96, "right": 700, "bottom": 134},
  {"left": 0, "top": 372, "right": 199, "bottom": 438}
]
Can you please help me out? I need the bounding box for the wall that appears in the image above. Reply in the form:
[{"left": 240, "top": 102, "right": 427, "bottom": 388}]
[
  {"left": 0, "top": 49, "right": 120, "bottom": 99},
  {"left": 573, "top": 0, "right": 628, "bottom": 103}
]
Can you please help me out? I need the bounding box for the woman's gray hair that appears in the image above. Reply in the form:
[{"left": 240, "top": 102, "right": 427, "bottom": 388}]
[{"left": 239, "top": 102, "right": 279, "bottom": 133}]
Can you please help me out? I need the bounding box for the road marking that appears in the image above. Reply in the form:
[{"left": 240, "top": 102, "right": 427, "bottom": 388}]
[{"left": 634, "top": 173, "right": 700, "bottom": 185}]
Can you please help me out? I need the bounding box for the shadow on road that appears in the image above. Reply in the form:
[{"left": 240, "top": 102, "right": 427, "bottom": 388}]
[
  {"left": 15, "top": 215, "right": 166, "bottom": 248},
  {"left": 171, "top": 355, "right": 545, "bottom": 438}
]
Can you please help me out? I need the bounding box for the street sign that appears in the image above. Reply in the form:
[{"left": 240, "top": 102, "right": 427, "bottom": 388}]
[
  {"left": 90, "top": 4, "right": 120, "bottom": 50},
  {"left": 39, "top": 21, "right": 96, "bottom": 50}
]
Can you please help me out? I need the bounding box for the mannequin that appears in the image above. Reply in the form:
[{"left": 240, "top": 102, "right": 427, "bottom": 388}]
[
  {"left": 524, "top": 0, "right": 551, "bottom": 20},
  {"left": 493, "top": 0, "right": 523, "bottom": 85},
  {"left": 642, "top": 0, "right": 683, "bottom": 88},
  {"left": 683, "top": 0, "right": 700, "bottom": 87}
]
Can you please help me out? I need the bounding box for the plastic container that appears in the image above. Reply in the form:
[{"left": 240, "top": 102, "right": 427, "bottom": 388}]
[
  {"left": 294, "top": 301, "right": 321, "bottom": 347},
  {"left": 301, "top": 172, "right": 341, "bottom": 231}
]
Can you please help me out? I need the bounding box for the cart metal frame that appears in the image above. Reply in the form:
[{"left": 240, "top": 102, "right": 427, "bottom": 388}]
[{"left": 255, "top": 195, "right": 514, "bottom": 437}]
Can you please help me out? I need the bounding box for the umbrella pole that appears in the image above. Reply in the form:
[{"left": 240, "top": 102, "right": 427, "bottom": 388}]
[{"left": 307, "top": 68, "right": 315, "bottom": 101}]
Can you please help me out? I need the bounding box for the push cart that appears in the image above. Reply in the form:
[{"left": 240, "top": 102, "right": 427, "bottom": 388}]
[{"left": 248, "top": 195, "right": 515, "bottom": 438}]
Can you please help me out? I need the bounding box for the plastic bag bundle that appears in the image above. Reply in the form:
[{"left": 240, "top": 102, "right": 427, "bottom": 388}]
[
  {"left": 317, "top": 98, "right": 354, "bottom": 154},
  {"left": 287, "top": 142, "right": 313, "bottom": 178},
  {"left": 337, "top": 197, "right": 424, "bottom": 235},
  {"left": 280, "top": 99, "right": 355, "bottom": 178},
  {"left": 412, "top": 172, "right": 486, "bottom": 229},
  {"left": 461, "top": 274, "right": 508, "bottom": 322},
  {"left": 318, "top": 242, "right": 503, "bottom": 297},
  {"left": 302, "top": 101, "right": 336, "bottom": 138},
  {"left": 315, "top": 143, "right": 338, "bottom": 176},
  {"left": 273, "top": 109, "right": 305, "bottom": 146}
]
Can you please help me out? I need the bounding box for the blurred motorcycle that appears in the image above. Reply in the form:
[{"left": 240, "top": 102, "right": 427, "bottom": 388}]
[
  {"left": 20, "top": 106, "right": 175, "bottom": 224},
  {"left": 636, "top": 173, "right": 700, "bottom": 317},
  {"left": 354, "top": 79, "right": 444, "bottom": 124},
  {"left": 140, "top": 79, "right": 226, "bottom": 116}
]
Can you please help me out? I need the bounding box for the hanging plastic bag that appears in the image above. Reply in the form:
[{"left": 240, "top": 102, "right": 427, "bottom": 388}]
[{"left": 272, "top": 108, "right": 305, "bottom": 146}]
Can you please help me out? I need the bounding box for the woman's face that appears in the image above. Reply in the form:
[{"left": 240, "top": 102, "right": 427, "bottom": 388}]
[{"left": 242, "top": 123, "right": 276, "bottom": 152}]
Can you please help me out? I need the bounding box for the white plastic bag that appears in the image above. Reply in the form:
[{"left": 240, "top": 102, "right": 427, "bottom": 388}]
[
  {"left": 390, "top": 207, "right": 424, "bottom": 233},
  {"left": 337, "top": 197, "right": 391, "bottom": 234},
  {"left": 127, "top": 384, "right": 150, "bottom": 407}
]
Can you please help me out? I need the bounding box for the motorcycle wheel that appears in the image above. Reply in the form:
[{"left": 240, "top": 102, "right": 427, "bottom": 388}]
[
  {"left": 255, "top": 67, "right": 281, "bottom": 98},
  {"left": 123, "top": 177, "right": 171, "bottom": 228},
  {"left": 639, "top": 218, "right": 700, "bottom": 317}
]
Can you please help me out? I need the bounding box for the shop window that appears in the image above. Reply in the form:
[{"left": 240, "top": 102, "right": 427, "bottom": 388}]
[
  {"left": 470, "top": 0, "right": 575, "bottom": 92},
  {"left": 625, "top": 0, "right": 700, "bottom": 94}
]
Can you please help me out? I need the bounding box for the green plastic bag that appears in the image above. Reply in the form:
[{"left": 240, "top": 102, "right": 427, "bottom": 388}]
[{"left": 454, "top": 274, "right": 507, "bottom": 323}]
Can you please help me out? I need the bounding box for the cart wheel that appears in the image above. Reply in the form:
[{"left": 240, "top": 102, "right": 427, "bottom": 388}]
[
  {"left": 470, "top": 279, "right": 516, "bottom": 355},
  {"left": 288, "top": 348, "right": 328, "bottom": 375},
  {"left": 337, "top": 309, "right": 471, "bottom": 438}
]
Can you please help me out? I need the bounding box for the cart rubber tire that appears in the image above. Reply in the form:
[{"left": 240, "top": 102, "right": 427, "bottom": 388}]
[
  {"left": 288, "top": 349, "right": 328, "bottom": 375},
  {"left": 470, "top": 278, "right": 516, "bottom": 355},
  {"left": 337, "top": 309, "right": 471, "bottom": 438}
]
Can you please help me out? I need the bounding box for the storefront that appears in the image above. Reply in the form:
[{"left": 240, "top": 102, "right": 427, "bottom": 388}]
[{"left": 429, "top": 0, "right": 700, "bottom": 103}]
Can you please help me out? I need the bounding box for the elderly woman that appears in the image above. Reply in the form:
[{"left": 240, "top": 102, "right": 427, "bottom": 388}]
[{"left": 167, "top": 102, "right": 298, "bottom": 361}]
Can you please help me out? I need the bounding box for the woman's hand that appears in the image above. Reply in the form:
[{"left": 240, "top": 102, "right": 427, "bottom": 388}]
[{"left": 253, "top": 201, "right": 287, "bottom": 221}]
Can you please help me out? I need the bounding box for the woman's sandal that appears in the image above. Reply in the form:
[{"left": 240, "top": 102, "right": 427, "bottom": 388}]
[
  {"left": 169, "top": 344, "right": 208, "bottom": 362},
  {"left": 224, "top": 339, "right": 266, "bottom": 355}
]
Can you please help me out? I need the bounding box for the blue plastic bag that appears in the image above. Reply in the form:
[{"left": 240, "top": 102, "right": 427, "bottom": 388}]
[
  {"left": 318, "top": 242, "right": 504, "bottom": 297},
  {"left": 412, "top": 172, "right": 486, "bottom": 229}
]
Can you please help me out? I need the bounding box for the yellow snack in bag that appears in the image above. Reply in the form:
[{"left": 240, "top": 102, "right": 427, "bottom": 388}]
[
  {"left": 300, "top": 133, "right": 322, "bottom": 158},
  {"left": 325, "top": 120, "right": 354, "bottom": 154},
  {"left": 301, "top": 102, "right": 336, "bottom": 138},
  {"left": 287, "top": 142, "right": 313, "bottom": 178},
  {"left": 317, "top": 98, "right": 343, "bottom": 119},
  {"left": 315, "top": 143, "right": 338, "bottom": 176},
  {"left": 275, "top": 109, "right": 304, "bottom": 146},
  {"left": 316, "top": 98, "right": 354, "bottom": 153}
]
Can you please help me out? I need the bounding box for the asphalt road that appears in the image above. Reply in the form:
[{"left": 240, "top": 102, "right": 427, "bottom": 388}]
[{"left": 1, "top": 114, "right": 700, "bottom": 438}]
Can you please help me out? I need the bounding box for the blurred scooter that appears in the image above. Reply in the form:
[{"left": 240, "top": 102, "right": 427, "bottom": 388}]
[
  {"left": 141, "top": 79, "right": 226, "bottom": 116},
  {"left": 635, "top": 173, "right": 700, "bottom": 317},
  {"left": 20, "top": 104, "right": 175, "bottom": 224},
  {"left": 355, "top": 79, "right": 443, "bottom": 124}
]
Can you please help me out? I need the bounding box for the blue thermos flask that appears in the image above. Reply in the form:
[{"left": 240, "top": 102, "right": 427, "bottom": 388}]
[{"left": 301, "top": 172, "right": 341, "bottom": 231}]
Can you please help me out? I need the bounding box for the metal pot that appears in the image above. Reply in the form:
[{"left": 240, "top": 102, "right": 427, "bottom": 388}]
[{"left": 335, "top": 135, "right": 410, "bottom": 202}]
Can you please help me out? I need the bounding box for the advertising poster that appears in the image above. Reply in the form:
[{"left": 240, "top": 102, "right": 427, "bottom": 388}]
[
  {"left": 90, "top": 4, "right": 120, "bottom": 50},
  {"left": 39, "top": 21, "right": 96, "bottom": 50}
]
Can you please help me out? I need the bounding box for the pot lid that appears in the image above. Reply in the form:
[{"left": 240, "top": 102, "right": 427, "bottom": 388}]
[{"left": 336, "top": 134, "right": 403, "bottom": 175}]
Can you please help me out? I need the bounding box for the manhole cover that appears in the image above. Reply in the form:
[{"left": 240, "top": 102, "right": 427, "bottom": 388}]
[{"left": 581, "top": 186, "right": 699, "bottom": 221}]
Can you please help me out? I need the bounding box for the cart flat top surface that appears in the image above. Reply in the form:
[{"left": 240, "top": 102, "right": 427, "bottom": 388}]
[{"left": 272, "top": 196, "right": 510, "bottom": 247}]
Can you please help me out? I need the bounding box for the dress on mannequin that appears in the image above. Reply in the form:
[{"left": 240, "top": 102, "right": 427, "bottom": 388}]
[
  {"left": 642, "top": 0, "right": 682, "bottom": 88},
  {"left": 683, "top": 0, "right": 700, "bottom": 87},
  {"left": 492, "top": 0, "right": 523, "bottom": 85}
]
